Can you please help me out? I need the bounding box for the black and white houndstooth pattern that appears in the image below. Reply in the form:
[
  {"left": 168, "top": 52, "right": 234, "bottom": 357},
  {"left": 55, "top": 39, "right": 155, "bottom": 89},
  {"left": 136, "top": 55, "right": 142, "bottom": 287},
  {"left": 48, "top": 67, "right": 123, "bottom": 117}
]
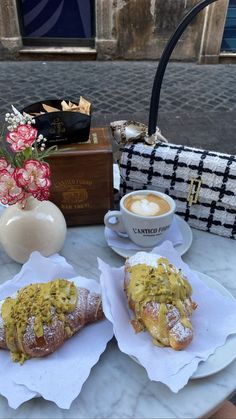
[{"left": 119, "top": 142, "right": 236, "bottom": 239}]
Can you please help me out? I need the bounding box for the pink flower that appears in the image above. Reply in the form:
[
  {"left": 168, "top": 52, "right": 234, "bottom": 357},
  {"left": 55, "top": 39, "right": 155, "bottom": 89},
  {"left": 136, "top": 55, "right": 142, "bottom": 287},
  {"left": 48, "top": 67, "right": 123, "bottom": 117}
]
[
  {"left": 0, "top": 157, "right": 9, "bottom": 171},
  {"left": 14, "top": 159, "right": 51, "bottom": 201},
  {"left": 33, "top": 187, "right": 50, "bottom": 201},
  {"left": 6, "top": 124, "right": 38, "bottom": 152},
  {"left": 0, "top": 170, "right": 25, "bottom": 205},
  {"left": 0, "top": 158, "right": 14, "bottom": 174},
  {"left": 0, "top": 110, "right": 52, "bottom": 206},
  {"left": 15, "top": 159, "right": 51, "bottom": 190}
]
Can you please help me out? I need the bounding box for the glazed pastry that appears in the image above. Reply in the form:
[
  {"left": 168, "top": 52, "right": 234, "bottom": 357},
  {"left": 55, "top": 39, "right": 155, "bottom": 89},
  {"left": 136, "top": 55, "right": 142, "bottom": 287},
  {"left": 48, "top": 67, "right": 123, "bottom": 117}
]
[
  {"left": 124, "top": 252, "right": 197, "bottom": 350},
  {"left": 0, "top": 279, "right": 103, "bottom": 363}
]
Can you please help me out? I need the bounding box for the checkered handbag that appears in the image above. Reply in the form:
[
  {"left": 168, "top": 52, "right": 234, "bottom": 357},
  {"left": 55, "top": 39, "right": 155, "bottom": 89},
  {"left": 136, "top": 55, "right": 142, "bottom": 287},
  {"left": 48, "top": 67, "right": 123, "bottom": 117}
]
[
  {"left": 119, "top": 142, "right": 236, "bottom": 239},
  {"left": 112, "top": 0, "right": 236, "bottom": 239}
]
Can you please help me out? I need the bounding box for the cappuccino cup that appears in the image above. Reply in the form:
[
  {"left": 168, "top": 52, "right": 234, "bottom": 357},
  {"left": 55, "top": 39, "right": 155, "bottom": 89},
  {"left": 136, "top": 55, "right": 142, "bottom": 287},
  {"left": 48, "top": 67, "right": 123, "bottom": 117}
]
[{"left": 104, "top": 190, "right": 176, "bottom": 247}]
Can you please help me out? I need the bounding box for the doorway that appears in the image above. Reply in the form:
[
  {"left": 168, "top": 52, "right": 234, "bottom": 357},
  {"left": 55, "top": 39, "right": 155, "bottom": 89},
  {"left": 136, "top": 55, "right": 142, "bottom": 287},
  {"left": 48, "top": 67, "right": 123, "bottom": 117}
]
[
  {"left": 221, "top": 0, "right": 236, "bottom": 52},
  {"left": 17, "top": 0, "right": 95, "bottom": 47}
]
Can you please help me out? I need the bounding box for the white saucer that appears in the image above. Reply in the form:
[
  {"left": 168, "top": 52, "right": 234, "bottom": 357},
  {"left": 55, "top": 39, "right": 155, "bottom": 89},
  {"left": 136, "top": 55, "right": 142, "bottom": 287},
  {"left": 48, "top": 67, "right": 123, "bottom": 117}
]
[
  {"left": 129, "top": 271, "right": 236, "bottom": 380},
  {"left": 110, "top": 215, "right": 192, "bottom": 257}
]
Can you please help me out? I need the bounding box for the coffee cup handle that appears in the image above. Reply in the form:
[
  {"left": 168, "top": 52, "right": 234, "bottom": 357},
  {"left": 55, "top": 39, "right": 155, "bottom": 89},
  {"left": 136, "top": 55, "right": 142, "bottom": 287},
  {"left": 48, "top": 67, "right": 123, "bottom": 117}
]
[{"left": 104, "top": 211, "right": 127, "bottom": 234}]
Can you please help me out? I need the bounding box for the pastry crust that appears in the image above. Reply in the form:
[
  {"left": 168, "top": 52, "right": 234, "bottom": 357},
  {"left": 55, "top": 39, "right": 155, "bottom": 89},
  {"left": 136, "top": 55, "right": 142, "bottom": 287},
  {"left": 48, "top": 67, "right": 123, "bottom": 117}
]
[
  {"left": 124, "top": 255, "right": 197, "bottom": 350},
  {"left": 0, "top": 285, "right": 103, "bottom": 359}
]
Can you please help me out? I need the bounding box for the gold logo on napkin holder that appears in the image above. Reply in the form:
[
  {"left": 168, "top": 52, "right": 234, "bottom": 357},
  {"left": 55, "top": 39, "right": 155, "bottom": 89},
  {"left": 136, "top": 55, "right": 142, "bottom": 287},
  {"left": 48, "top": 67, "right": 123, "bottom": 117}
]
[{"left": 187, "top": 178, "right": 202, "bottom": 206}]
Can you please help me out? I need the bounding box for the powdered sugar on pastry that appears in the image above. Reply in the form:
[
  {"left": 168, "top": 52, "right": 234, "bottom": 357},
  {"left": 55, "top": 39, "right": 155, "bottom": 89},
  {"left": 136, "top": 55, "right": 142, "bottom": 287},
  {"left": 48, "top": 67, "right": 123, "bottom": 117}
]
[
  {"left": 128, "top": 252, "right": 162, "bottom": 268},
  {"left": 169, "top": 320, "right": 192, "bottom": 343}
]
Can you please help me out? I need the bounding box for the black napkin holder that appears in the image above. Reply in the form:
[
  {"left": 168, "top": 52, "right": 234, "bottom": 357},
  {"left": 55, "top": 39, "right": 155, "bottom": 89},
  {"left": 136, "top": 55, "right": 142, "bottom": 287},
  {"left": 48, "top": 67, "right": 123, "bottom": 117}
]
[{"left": 22, "top": 99, "right": 91, "bottom": 146}]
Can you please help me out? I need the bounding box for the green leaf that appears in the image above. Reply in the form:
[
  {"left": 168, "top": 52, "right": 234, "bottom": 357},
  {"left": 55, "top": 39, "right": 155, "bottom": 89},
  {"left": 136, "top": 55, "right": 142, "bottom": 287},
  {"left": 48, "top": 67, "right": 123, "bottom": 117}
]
[
  {"left": 33, "top": 140, "right": 39, "bottom": 159},
  {"left": 14, "top": 153, "right": 24, "bottom": 167},
  {"left": 22, "top": 147, "right": 32, "bottom": 160},
  {"left": 38, "top": 145, "right": 58, "bottom": 161}
]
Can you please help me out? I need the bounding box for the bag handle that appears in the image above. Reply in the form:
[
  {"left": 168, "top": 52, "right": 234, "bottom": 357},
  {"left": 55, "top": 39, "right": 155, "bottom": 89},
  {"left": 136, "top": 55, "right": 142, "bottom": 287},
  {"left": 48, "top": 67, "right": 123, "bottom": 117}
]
[{"left": 148, "top": 0, "right": 219, "bottom": 137}]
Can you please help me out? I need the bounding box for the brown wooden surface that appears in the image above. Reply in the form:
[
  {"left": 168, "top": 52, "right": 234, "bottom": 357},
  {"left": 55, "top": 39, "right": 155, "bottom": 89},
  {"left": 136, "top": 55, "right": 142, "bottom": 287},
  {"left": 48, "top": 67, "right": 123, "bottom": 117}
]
[{"left": 47, "top": 127, "right": 114, "bottom": 226}]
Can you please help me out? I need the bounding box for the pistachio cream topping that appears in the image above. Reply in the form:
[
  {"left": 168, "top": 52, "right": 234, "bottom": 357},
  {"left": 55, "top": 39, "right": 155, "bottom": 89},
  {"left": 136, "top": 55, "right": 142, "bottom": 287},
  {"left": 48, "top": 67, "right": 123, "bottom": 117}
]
[
  {"left": 128, "top": 257, "right": 192, "bottom": 304},
  {"left": 127, "top": 256, "right": 193, "bottom": 344},
  {"left": 2, "top": 279, "right": 77, "bottom": 364}
]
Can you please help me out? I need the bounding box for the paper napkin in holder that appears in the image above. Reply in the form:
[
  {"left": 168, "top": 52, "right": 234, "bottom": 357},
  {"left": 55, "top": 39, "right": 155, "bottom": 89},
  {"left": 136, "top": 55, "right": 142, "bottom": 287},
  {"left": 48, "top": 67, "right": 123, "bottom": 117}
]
[{"left": 22, "top": 97, "right": 92, "bottom": 146}]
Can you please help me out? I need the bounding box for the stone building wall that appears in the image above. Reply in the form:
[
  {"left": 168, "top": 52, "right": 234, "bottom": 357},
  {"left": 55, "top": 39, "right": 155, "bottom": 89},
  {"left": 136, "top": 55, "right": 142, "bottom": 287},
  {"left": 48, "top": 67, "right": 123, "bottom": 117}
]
[
  {"left": 0, "top": 0, "right": 22, "bottom": 58},
  {"left": 96, "top": 0, "right": 205, "bottom": 60},
  {"left": 0, "top": 0, "right": 229, "bottom": 62}
]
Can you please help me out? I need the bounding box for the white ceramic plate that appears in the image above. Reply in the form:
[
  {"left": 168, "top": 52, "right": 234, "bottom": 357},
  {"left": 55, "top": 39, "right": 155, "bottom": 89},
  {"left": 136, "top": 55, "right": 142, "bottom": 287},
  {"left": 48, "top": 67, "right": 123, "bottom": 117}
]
[
  {"left": 130, "top": 271, "right": 236, "bottom": 379},
  {"left": 110, "top": 215, "right": 193, "bottom": 257},
  {"left": 191, "top": 271, "right": 236, "bottom": 379}
]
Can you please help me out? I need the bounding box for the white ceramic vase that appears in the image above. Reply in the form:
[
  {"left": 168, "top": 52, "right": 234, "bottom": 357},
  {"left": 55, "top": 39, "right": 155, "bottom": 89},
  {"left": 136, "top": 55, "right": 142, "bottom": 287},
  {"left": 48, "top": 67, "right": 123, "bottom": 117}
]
[{"left": 0, "top": 197, "right": 67, "bottom": 264}]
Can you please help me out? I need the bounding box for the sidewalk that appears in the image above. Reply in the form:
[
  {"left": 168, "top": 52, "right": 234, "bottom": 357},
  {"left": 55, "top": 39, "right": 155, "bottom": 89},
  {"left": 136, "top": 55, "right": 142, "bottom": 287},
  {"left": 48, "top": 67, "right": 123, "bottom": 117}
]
[{"left": 0, "top": 61, "right": 235, "bottom": 154}]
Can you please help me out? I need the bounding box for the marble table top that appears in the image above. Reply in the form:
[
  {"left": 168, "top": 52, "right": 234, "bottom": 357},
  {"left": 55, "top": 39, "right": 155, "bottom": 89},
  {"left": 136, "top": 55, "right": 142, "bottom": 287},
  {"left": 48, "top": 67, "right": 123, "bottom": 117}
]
[{"left": 0, "top": 224, "right": 235, "bottom": 419}]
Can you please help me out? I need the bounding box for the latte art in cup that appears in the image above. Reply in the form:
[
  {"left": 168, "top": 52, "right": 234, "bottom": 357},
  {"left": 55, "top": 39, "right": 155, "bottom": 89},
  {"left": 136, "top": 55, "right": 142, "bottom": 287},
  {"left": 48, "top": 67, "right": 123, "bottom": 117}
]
[
  {"left": 104, "top": 190, "right": 176, "bottom": 247},
  {"left": 124, "top": 194, "right": 170, "bottom": 217}
]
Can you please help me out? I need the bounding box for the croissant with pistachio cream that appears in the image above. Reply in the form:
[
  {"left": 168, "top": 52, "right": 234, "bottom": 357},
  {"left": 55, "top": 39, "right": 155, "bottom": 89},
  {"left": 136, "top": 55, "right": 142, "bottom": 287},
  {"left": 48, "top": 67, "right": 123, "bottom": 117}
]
[
  {"left": 124, "top": 252, "right": 197, "bottom": 350},
  {"left": 0, "top": 279, "right": 103, "bottom": 363}
]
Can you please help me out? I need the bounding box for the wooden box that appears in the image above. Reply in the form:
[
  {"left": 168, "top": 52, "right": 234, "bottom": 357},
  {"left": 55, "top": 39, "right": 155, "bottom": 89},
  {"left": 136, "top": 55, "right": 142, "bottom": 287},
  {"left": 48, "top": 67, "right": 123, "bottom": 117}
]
[{"left": 47, "top": 127, "right": 114, "bottom": 226}]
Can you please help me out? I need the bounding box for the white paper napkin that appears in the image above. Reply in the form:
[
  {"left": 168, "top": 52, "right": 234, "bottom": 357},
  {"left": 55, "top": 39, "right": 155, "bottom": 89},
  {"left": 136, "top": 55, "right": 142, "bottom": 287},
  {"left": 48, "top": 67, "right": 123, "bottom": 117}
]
[
  {"left": 98, "top": 241, "right": 236, "bottom": 393},
  {"left": 105, "top": 215, "right": 183, "bottom": 250},
  {"left": 0, "top": 252, "right": 113, "bottom": 409}
]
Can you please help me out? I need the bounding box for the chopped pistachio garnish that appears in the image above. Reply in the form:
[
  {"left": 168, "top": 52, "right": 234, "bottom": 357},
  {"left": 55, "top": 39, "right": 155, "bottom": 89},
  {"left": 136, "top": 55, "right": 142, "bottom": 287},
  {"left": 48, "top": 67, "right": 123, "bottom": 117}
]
[
  {"left": 2, "top": 279, "right": 78, "bottom": 364},
  {"left": 127, "top": 257, "right": 193, "bottom": 336}
]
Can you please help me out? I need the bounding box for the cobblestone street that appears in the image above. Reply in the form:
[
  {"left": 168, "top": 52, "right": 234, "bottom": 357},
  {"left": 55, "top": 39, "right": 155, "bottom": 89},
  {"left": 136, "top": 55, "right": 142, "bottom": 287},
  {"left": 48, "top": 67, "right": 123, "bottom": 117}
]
[{"left": 0, "top": 61, "right": 235, "bottom": 154}]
